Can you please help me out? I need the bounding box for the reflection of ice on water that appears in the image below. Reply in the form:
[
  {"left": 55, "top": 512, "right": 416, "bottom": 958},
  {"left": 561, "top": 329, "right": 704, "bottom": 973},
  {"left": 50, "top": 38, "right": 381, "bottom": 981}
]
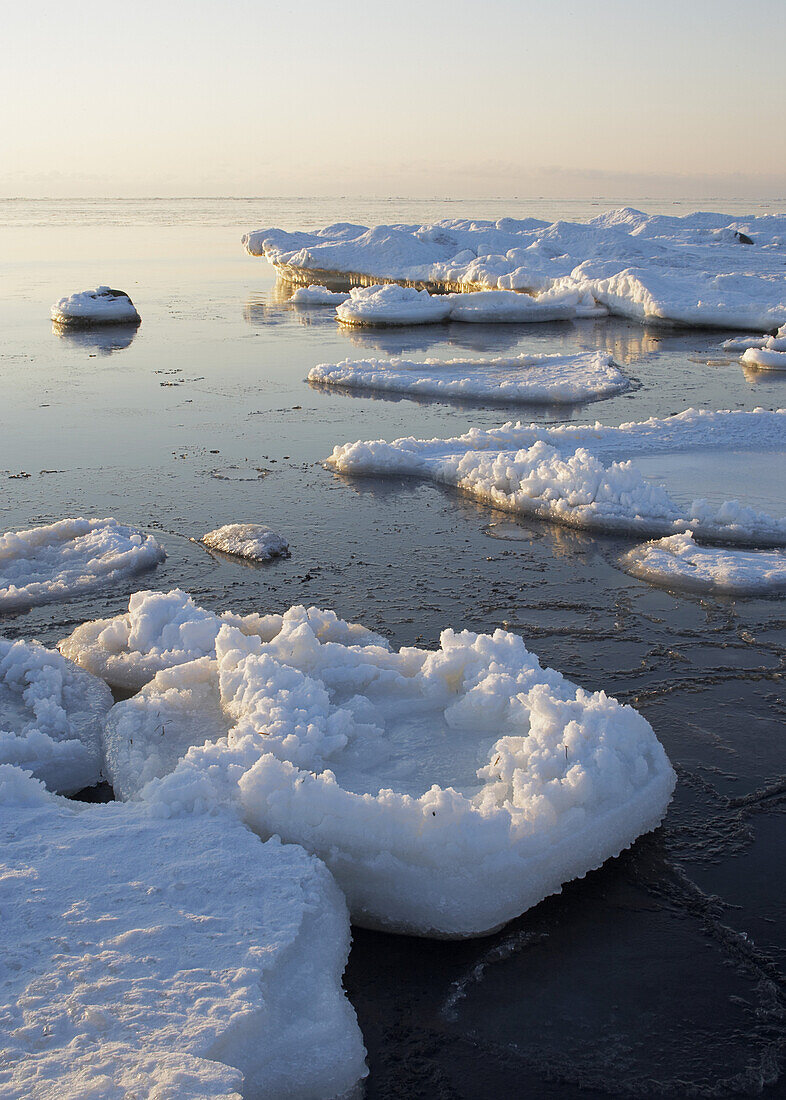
[
  {"left": 635, "top": 450, "right": 786, "bottom": 520},
  {"left": 52, "top": 322, "right": 139, "bottom": 356}
]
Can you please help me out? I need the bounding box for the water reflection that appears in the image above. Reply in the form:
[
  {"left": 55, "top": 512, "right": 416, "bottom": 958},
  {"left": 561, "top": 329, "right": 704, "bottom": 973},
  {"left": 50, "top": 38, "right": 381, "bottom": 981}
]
[{"left": 52, "top": 321, "right": 139, "bottom": 355}]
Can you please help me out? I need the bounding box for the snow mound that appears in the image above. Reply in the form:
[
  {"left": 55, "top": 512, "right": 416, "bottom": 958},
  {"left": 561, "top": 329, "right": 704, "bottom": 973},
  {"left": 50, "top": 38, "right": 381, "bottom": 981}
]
[
  {"left": 620, "top": 531, "right": 786, "bottom": 594},
  {"left": 336, "top": 283, "right": 454, "bottom": 326},
  {"left": 111, "top": 610, "right": 675, "bottom": 937},
  {"left": 199, "top": 523, "right": 290, "bottom": 562},
  {"left": 0, "top": 638, "right": 112, "bottom": 794},
  {"left": 327, "top": 409, "right": 786, "bottom": 545},
  {"left": 50, "top": 286, "right": 140, "bottom": 326},
  {"left": 0, "top": 518, "right": 165, "bottom": 612},
  {"left": 290, "top": 284, "right": 350, "bottom": 305},
  {"left": 59, "top": 589, "right": 387, "bottom": 693},
  {"left": 0, "top": 766, "right": 366, "bottom": 1099},
  {"left": 243, "top": 209, "right": 786, "bottom": 330},
  {"left": 308, "top": 350, "right": 630, "bottom": 405}
]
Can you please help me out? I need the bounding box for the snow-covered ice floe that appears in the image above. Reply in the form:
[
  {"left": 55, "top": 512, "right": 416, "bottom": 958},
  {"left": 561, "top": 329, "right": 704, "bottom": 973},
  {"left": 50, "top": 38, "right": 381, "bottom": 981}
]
[
  {"left": 59, "top": 588, "right": 386, "bottom": 693},
  {"left": 326, "top": 408, "right": 786, "bottom": 545},
  {"left": 243, "top": 208, "right": 786, "bottom": 330},
  {"left": 198, "top": 523, "right": 290, "bottom": 562},
  {"left": 723, "top": 324, "right": 786, "bottom": 369},
  {"left": 50, "top": 286, "right": 141, "bottom": 326},
  {"left": 290, "top": 284, "right": 350, "bottom": 305},
  {"left": 336, "top": 284, "right": 454, "bottom": 326},
  {"left": 0, "top": 765, "right": 366, "bottom": 1099},
  {"left": 620, "top": 532, "right": 786, "bottom": 595},
  {"left": 0, "top": 518, "right": 165, "bottom": 612},
  {"left": 105, "top": 607, "right": 676, "bottom": 937},
  {"left": 0, "top": 638, "right": 111, "bottom": 794},
  {"left": 308, "top": 350, "right": 630, "bottom": 405}
]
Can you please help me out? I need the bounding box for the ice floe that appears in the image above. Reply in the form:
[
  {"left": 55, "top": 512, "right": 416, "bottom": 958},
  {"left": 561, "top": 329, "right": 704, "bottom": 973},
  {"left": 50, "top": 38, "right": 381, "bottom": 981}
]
[
  {"left": 50, "top": 286, "right": 141, "bottom": 326},
  {"left": 243, "top": 208, "right": 786, "bottom": 330},
  {"left": 107, "top": 608, "right": 676, "bottom": 937},
  {"left": 308, "top": 351, "right": 630, "bottom": 405},
  {"left": 199, "top": 523, "right": 290, "bottom": 562},
  {"left": 724, "top": 324, "right": 786, "bottom": 369},
  {"left": 326, "top": 409, "right": 786, "bottom": 544},
  {"left": 290, "top": 284, "right": 350, "bottom": 305},
  {"left": 0, "top": 765, "right": 366, "bottom": 1098},
  {"left": 0, "top": 518, "right": 165, "bottom": 612},
  {"left": 0, "top": 638, "right": 111, "bottom": 794},
  {"left": 620, "top": 531, "right": 786, "bottom": 594},
  {"left": 446, "top": 286, "right": 606, "bottom": 322},
  {"left": 336, "top": 283, "right": 454, "bottom": 326},
  {"left": 59, "top": 588, "right": 386, "bottom": 693}
]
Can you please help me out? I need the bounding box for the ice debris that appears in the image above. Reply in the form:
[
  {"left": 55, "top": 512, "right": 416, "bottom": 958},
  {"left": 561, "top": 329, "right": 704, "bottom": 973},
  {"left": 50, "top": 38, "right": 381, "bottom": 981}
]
[
  {"left": 336, "top": 283, "right": 454, "bottom": 326},
  {"left": 0, "top": 518, "right": 165, "bottom": 612},
  {"left": 199, "top": 523, "right": 290, "bottom": 562},
  {"left": 723, "top": 324, "right": 786, "bottom": 369},
  {"left": 106, "top": 607, "right": 675, "bottom": 937},
  {"left": 620, "top": 531, "right": 786, "bottom": 594},
  {"left": 0, "top": 638, "right": 111, "bottom": 794},
  {"left": 290, "top": 284, "right": 350, "bottom": 305},
  {"left": 308, "top": 350, "right": 630, "bottom": 405},
  {"left": 50, "top": 286, "right": 140, "bottom": 326},
  {"left": 0, "top": 766, "right": 366, "bottom": 1099}
]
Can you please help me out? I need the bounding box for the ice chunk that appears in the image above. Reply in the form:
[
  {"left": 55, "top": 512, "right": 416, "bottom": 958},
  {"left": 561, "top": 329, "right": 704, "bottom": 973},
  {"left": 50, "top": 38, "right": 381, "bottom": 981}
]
[
  {"left": 0, "top": 638, "right": 111, "bottom": 794},
  {"left": 198, "top": 523, "right": 290, "bottom": 561},
  {"left": 0, "top": 518, "right": 165, "bottom": 612},
  {"left": 290, "top": 284, "right": 351, "bottom": 305},
  {"left": 50, "top": 286, "right": 141, "bottom": 326},
  {"left": 741, "top": 347, "right": 786, "bottom": 370},
  {"left": 0, "top": 766, "right": 366, "bottom": 1098},
  {"left": 308, "top": 350, "right": 630, "bottom": 405},
  {"left": 445, "top": 287, "right": 605, "bottom": 323},
  {"left": 336, "top": 284, "right": 454, "bottom": 326},
  {"left": 620, "top": 531, "right": 786, "bottom": 594},
  {"left": 59, "top": 589, "right": 387, "bottom": 692},
  {"left": 111, "top": 612, "right": 676, "bottom": 938}
]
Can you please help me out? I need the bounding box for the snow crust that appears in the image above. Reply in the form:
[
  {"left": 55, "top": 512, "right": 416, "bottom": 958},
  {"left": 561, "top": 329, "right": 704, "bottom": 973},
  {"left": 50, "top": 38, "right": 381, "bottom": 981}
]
[
  {"left": 0, "top": 766, "right": 366, "bottom": 1099},
  {"left": 0, "top": 638, "right": 111, "bottom": 794},
  {"left": 199, "top": 523, "right": 290, "bottom": 562},
  {"left": 50, "top": 287, "right": 140, "bottom": 326},
  {"left": 0, "top": 518, "right": 165, "bottom": 611},
  {"left": 242, "top": 209, "right": 786, "bottom": 330},
  {"left": 308, "top": 351, "right": 630, "bottom": 405},
  {"left": 620, "top": 532, "right": 786, "bottom": 594},
  {"left": 59, "top": 588, "right": 387, "bottom": 693},
  {"left": 336, "top": 284, "right": 454, "bottom": 326},
  {"left": 290, "top": 284, "right": 350, "bottom": 305},
  {"left": 107, "top": 606, "right": 675, "bottom": 937}
]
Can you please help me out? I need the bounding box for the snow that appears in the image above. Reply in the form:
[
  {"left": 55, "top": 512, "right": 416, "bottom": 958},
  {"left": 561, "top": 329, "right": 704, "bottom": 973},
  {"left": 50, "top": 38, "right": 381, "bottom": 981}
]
[
  {"left": 243, "top": 208, "right": 786, "bottom": 330},
  {"left": 724, "top": 324, "right": 786, "bottom": 368},
  {"left": 620, "top": 531, "right": 786, "bottom": 594},
  {"left": 336, "top": 283, "right": 454, "bottom": 326},
  {"left": 199, "top": 523, "right": 290, "bottom": 562},
  {"left": 308, "top": 350, "right": 630, "bottom": 405},
  {"left": 50, "top": 287, "right": 140, "bottom": 326},
  {"left": 325, "top": 408, "right": 786, "bottom": 544},
  {"left": 290, "top": 284, "right": 350, "bottom": 305},
  {"left": 0, "top": 766, "right": 366, "bottom": 1099},
  {"left": 108, "top": 607, "right": 675, "bottom": 937},
  {"left": 0, "top": 518, "right": 166, "bottom": 612},
  {"left": 59, "top": 588, "right": 387, "bottom": 693},
  {"left": 0, "top": 638, "right": 111, "bottom": 794}
]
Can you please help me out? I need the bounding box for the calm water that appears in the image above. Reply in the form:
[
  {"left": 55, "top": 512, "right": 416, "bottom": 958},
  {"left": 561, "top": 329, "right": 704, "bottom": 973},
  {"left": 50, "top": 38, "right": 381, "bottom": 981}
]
[{"left": 1, "top": 199, "right": 785, "bottom": 1098}]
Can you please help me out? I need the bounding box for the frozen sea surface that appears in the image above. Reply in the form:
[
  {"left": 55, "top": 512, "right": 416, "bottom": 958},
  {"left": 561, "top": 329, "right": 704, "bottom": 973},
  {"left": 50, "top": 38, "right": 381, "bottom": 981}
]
[{"left": 1, "top": 198, "right": 785, "bottom": 1095}]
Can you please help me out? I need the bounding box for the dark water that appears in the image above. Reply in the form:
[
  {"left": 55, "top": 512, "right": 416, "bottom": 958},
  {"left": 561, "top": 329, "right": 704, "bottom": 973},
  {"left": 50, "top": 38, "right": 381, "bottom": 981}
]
[{"left": 1, "top": 201, "right": 785, "bottom": 1098}]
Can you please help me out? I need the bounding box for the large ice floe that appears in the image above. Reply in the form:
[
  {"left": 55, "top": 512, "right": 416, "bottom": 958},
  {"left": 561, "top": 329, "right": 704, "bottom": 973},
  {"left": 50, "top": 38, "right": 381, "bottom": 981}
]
[
  {"left": 59, "top": 588, "right": 386, "bottom": 693},
  {"left": 243, "top": 208, "right": 786, "bottom": 330},
  {"left": 50, "top": 286, "right": 141, "bottom": 326},
  {"left": 326, "top": 408, "right": 786, "bottom": 545},
  {"left": 0, "top": 765, "right": 366, "bottom": 1099},
  {"left": 620, "top": 532, "right": 786, "bottom": 595},
  {"left": 103, "top": 605, "right": 676, "bottom": 937},
  {"left": 0, "top": 638, "right": 111, "bottom": 794},
  {"left": 308, "top": 350, "right": 630, "bottom": 405},
  {"left": 198, "top": 523, "right": 290, "bottom": 562},
  {"left": 0, "top": 518, "right": 165, "bottom": 611}
]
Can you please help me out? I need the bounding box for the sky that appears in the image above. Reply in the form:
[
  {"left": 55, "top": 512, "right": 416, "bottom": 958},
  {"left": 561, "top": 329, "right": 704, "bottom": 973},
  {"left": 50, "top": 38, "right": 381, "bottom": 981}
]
[{"left": 1, "top": 0, "right": 784, "bottom": 199}]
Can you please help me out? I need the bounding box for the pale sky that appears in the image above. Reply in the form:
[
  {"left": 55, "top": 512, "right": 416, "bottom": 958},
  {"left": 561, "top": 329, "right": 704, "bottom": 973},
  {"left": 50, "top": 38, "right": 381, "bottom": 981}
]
[{"left": 1, "top": 0, "right": 784, "bottom": 198}]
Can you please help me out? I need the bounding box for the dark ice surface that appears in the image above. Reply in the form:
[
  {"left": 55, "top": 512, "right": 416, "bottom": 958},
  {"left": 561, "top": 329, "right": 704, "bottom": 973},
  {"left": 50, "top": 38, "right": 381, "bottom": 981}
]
[{"left": 1, "top": 201, "right": 784, "bottom": 1097}]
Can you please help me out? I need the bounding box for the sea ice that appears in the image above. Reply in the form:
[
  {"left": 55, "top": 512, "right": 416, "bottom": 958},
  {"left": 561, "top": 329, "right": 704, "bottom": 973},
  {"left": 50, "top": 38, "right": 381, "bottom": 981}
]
[
  {"left": 108, "top": 610, "right": 676, "bottom": 937},
  {"left": 59, "top": 588, "right": 387, "bottom": 692},
  {"left": 308, "top": 351, "right": 630, "bottom": 405},
  {"left": 0, "top": 638, "right": 111, "bottom": 794},
  {"left": 199, "top": 523, "right": 290, "bottom": 562},
  {"left": 620, "top": 531, "right": 786, "bottom": 594},
  {"left": 336, "top": 283, "right": 454, "bottom": 326},
  {"left": 445, "top": 287, "right": 606, "bottom": 323},
  {"left": 0, "top": 766, "right": 366, "bottom": 1099},
  {"left": 0, "top": 518, "right": 165, "bottom": 612},
  {"left": 727, "top": 324, "right": 786, "bottom": 369},
  {"left": 290, "top": 284, "right": 351, "bottom": 305},
  {"left": 50, "top": 286, "right": 141, "bottom": 326}
]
